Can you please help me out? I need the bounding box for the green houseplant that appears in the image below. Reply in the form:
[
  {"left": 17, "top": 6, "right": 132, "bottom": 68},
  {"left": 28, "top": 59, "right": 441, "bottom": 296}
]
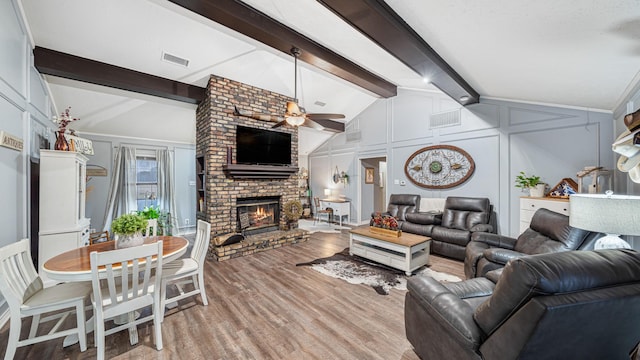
[
  {"left": 515, "top": 171, "right": 546, "bottom": 197},
  {"left": 111, "top": 213, "right": 148, "bottom": 248},
  {"left": 137, "top": 205, "right": 173, "bottom": 235}
]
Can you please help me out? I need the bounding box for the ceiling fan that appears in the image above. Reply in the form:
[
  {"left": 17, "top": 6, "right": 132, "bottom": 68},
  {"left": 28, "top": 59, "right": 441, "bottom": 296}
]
[{"left": 233, "top": 47, "right": 345, "bottom": 130}]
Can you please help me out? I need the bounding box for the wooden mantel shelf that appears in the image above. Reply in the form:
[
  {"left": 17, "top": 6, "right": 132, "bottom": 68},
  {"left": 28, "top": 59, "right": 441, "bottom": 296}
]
[{"left": 223, "top": 164, "right": 299, "bottom": 179}]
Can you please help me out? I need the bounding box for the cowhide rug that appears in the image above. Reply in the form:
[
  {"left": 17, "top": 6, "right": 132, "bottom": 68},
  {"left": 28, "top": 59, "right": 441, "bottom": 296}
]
[{"left": 296, "top": 248, "right": 461, "bottom": 295}]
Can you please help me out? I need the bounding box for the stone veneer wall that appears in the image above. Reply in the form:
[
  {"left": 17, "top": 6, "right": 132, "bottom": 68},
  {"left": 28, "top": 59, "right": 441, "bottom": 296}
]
[{"left": 196, "top": 75, "right": 300, "bottom": 258}]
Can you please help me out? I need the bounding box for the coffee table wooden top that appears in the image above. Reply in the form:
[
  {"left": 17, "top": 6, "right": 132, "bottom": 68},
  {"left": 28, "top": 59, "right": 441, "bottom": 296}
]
[
  {"left": 43, "top": 235, "right": 188, "bottom": 281},
  {"left": 350, "top": 225, "right": 430, "bottom": 247}
]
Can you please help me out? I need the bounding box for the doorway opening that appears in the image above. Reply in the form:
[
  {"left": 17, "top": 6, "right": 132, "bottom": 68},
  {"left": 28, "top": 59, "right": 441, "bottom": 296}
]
[{"left": 359, "top": 156, "right": 387, "bottom": 223}]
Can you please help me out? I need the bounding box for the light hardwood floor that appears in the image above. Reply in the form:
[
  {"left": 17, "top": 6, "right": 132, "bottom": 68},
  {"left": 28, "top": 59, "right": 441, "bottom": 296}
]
[{"left": 0, "top": 229, "right": 464, "bottom": 360}]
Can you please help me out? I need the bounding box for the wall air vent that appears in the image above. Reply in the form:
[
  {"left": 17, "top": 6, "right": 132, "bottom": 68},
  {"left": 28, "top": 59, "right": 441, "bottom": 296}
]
[
  {"left": 345, "top": 120, "right": 361, "bottom": 142},
  {"left": 429, "top": 109, "right": 461, "bottom": 129},
  {"left": 162, "top": 52, "right": 190, "bottom": 67}
]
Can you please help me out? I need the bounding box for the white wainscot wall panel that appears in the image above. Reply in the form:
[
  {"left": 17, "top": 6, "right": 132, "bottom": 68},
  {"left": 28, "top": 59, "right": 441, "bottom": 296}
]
[
  {"left": 391, "top": 91, "right": 434, "bottom": 143},
  {"left": 0, "top": 0, "right": 27, "bottom": 99},
  {"left": 507, "top": 105, "right": 581, "bottom": 127},
  {"left": 29, "top": 67, "right": 49, "bottom": 115},
  {"left": 508, "top": 122, "right": 605, "bottom": 236},
  {"left": 440, "top": 102, "right": 500, "bottom": 135},
  {"left": 356, "top": 100, "right": 388, "bottom": 147}
]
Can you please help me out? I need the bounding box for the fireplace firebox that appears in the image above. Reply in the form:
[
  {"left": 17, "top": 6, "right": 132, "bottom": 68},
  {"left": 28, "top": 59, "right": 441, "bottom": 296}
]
[{"left": 236, "top": 196, "right": 280, "bottom": 234}]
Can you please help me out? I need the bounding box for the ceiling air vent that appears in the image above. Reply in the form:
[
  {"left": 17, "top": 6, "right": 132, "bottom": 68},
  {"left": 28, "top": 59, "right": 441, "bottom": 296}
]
[
  {"left": 429, "top": 109, "right": 461, "bottom": 129},
  {"left": 162, "top": 52, "right": 189, "bottom": 67}
]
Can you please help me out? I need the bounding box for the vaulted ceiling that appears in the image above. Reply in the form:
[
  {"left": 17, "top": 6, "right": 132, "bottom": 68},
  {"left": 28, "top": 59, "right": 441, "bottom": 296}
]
[{"left": 19, "top": 0, "right": 640, "bottom": 154}]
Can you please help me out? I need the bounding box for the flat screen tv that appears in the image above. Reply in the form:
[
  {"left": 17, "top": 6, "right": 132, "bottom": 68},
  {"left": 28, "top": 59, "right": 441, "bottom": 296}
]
[{"left": 236, "top": 125, "right": 292, "bottom": 166}]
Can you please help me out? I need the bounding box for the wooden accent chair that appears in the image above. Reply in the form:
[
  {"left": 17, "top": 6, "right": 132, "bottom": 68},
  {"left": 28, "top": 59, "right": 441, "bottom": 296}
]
[
  {"left": 89, "top": 230, "right": 111, "bottom": 245},
  {"left": 313, "top": 197, "right": 333, "bottom": 225},
  {"left": 90, "top": 241, "right": 164, "bottom": 360},
  {"left": 160, "top": 220, "right": 211, "bottom": 319},
  {"left": 0, "top": 239, "right": 90, "bottom": 359},
  {"left": 146, "top": 218, "right": 158, "bottom": 237}
]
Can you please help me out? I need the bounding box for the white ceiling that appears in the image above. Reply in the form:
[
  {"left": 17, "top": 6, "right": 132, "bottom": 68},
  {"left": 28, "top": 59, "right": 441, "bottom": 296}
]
[{"left": 19, "top": 0, "right": 640, "bottom": 153}]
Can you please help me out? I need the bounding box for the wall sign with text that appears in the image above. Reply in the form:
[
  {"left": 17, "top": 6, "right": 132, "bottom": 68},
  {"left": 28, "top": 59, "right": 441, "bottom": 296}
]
[{"left": 404, "top": 145, "right": 475, "bottom": 189}]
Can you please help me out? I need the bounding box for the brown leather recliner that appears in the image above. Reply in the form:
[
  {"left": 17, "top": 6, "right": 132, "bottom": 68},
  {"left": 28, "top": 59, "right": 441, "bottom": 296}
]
[
  {"left": 405, "top": 249, "right": 640, "bottom": 359},
  {"left": 429, "top": 197, "right": 494, "bottom": 260},
  {"left": 372, "top": 194, "right": 420, "bottom": 226},
  {"left": 464, "top": 208, "right": 601, "bottom": 278}
]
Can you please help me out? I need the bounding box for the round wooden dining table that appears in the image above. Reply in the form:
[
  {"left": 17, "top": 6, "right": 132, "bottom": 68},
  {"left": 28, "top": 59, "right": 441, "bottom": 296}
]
[
  {"left": 42, "top": 235, "right": 188, "bottom": 347},
  {"left": 43, "top": 235, "right": 189, "bottom": 282}
]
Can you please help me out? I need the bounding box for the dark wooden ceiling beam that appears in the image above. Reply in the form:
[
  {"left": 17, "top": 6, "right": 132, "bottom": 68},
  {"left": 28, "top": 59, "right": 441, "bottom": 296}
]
[
  {"left": 317, "top": 0, "right": 480, "bottom": 106},
  {"left": 167, "top": 0, "right": 396, "bottom": 98},
  {"left": 33, "top": 46, "right": 205, "bottom": 104},
  {"left": 312, "top": 119, "right": 345, "bottom": 133}
]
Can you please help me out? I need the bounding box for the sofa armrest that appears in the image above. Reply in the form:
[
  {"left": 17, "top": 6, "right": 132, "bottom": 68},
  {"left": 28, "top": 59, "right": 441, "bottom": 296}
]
[
  {"left": 470, "top": 224, "right": 494, "bottom": 233},
  {"left": 407, "top": 277, "right": 484, "bottom": 346},
  {"left": 471, "top": 232, "right": 517, "bottom": 250},
  {"left": 482, "top": 248, "right": 526, "bottom": 265}
]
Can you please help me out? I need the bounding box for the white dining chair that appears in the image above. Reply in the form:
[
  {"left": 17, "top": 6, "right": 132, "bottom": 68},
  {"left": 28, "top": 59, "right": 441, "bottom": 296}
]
[
  {"left": 0, "top": 239, "right": 90, "bottom": 360},
  {"left": 146, "top": 218, "right": 158, "bottom": 237},
  {"left": 160, "top": 220, "right": 211, "bottom": 319},
  {"left": 90, "top": 241, "right": 163, "bottom": 360}
]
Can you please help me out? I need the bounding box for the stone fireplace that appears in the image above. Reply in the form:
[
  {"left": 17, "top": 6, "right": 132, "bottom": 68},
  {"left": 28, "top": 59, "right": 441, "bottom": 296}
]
[{"left": 196, "top": 74, "right": 309, "bottom": 261}]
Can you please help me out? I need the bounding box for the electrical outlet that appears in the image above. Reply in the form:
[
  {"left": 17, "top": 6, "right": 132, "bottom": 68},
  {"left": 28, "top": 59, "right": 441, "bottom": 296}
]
[{"left": 185, "top": 218, "right": 190, "bottom": 225}]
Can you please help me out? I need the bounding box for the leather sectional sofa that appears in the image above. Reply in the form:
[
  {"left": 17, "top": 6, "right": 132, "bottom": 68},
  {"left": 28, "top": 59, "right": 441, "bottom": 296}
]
[
  {"left": 404, "top": 249, "right": 640, "bottom": 359},
  {"left": 375, "top": 194, "right": 495, "bottom": 260}
]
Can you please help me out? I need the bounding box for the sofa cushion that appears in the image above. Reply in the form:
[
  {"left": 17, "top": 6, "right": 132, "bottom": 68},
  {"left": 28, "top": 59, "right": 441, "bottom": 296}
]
[
  {"left": 431, "top": 227, "right": 471, "bottom": 247},
  {"left": 440, "top": 197, "right": 491, "bottom": 231},
  {"left": 387, "top": 194, "right": 420, "bottom": 221},
  {"left": 473, "top": 249, "right": 640, "bottom": 336},
  {"left": 401, "top": 222, "right": 436, "bottom": 237}
]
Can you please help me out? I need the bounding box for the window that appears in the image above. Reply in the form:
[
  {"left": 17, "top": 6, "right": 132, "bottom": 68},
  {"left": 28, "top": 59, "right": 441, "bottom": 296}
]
[{"left": 136, "top": 157, "right": 158, "bottom": 210}]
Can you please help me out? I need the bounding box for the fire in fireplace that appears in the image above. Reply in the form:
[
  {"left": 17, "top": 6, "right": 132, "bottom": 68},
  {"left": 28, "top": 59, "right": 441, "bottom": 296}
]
[{"left": 236, "top": 196, "right": 280, "bottom": 234}]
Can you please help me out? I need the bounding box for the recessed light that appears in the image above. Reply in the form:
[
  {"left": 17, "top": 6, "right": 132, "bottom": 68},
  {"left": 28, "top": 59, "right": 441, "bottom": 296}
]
[
  {"left": 423, "top": 77, "right": 431, "bottom": 84},
  {"left": 459, "top": 95, "right": 470, "bottom": 102}
]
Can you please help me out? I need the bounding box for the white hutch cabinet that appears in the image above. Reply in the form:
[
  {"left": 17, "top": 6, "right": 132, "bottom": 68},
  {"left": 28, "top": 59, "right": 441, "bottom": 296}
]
[
  {"left": 38, "top": 150, "right": 91, "bottom": 286},
  {"left": 519, "top": 196, "right": 569, "bottom": 234}
]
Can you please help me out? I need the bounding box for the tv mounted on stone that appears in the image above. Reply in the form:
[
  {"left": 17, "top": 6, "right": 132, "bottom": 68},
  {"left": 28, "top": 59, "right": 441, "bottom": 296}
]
[{"left": 236, "top": 125, "right": 291, "bottom": 166}]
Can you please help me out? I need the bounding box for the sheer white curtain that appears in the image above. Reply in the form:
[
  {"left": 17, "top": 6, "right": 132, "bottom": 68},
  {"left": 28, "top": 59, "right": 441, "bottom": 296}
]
[
  {"left": 156, "top": 149, "right": 179, "bottom": 235},
  {"left": 102, "top": 146, "right": 137, "bottom": 231}
]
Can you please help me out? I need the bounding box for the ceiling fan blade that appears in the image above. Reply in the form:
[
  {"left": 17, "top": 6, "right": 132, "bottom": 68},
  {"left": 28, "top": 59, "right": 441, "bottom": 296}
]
[
  {"left": 301, "top": 118, "right": 325, "bottom": 131},
  {"left": 272, "top": 120, "right": 287, "bottom": 128},
  {"left": 306, "top": 113, "right": 346, "bottom": 120},
  {"left": 234, "top": 105, "right": 283, "bottom": 122}
]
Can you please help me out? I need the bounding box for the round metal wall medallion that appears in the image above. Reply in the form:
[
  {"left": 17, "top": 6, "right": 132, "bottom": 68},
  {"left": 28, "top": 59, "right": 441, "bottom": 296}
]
[{"left": 404, "top": 145, "right": 475, "bottom": 189}]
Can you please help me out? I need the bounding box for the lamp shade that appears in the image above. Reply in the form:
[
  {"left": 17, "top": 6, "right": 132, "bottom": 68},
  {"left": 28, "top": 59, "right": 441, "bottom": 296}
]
[{"left": 569, "top": 193, "right": 640, "bottom": 236}]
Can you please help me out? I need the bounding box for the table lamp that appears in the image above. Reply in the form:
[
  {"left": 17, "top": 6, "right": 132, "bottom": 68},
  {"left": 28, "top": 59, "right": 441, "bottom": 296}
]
[
  {"left": 324, "top": 188, "right": 331, "bottom": 199},
  {"left": 569, "top": 191, "right": 640, "bottom": 249}
]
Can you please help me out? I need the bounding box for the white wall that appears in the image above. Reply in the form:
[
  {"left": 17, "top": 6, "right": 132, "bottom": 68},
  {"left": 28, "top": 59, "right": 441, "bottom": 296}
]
[
  {"left": 0, "top": 0, "right": 58, "bottom": 323},
  {"left": 309, "top": 88, "right": 615, "bottom": 238}
]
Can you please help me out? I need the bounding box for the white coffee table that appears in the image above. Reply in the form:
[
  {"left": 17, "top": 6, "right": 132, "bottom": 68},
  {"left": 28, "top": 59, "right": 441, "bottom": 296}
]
[{"left": 349, "top": 226, "right": 430, "bottom": 276}]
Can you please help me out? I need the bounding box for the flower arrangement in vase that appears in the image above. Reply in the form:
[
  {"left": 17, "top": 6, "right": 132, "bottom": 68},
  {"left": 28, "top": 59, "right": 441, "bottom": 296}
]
[
  {"left": 111, "top": 213, "right": 147, "bottom": 248},
  {"left": 53, "top": 106, "right": 79, "bottom": 151},
  {"left": 370, "top": 212, "right": 401, "bottom": 237}
]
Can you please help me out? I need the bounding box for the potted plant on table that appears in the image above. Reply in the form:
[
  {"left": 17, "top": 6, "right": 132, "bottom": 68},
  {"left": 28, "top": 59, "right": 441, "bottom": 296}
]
[
  {"left": 515, "top": 171, "right": 546, "bottom": 197},
  {"left": 111, "top": 213, "right": 147, "bottom": 248}
]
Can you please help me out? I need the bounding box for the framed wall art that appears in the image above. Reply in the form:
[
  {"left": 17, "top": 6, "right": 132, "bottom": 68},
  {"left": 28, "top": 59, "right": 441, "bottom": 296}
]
[
  {"left": 365, "top": 167, "right": 375, "bottom": 184},
  {"left": 404, "top": 145, "right": 475, "bottom": 189}
]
